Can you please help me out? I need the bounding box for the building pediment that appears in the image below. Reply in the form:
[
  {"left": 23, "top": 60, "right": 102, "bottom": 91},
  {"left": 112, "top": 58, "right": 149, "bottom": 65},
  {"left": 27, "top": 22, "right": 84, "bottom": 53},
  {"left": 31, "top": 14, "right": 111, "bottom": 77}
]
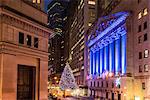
[{"left": 88, "top": 12, "right": 129, "bottom": 48}]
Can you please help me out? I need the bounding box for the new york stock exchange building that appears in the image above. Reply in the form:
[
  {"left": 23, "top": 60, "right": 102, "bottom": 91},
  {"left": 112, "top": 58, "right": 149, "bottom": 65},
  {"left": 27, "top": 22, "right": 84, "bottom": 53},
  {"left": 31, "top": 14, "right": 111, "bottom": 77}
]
[{"left": 86, "top": 10, "right": 150, "bottom": 100}]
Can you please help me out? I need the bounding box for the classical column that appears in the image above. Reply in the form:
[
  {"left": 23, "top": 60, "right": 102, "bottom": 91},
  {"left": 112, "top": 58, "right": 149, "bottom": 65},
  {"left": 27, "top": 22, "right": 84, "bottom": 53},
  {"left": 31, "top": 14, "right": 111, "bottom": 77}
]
[
  {"left": 121, "top": 34, "right": 126, "bottom": 74},
  {"left": 90, "top": 50, "right": 93, "bottom": 75},
  {"left": 96, "top": 50, "right": 100, "bottom": 75},
  {"left": 98, "top": 49, "right": 101, "bottom": 75},
  {"left": 109, "top": 40, "right": 115, "bottom": 73},
  {"left": 115, "top": 34, "right": 121, "bottom": 75},
  {"left": 93, "top": 51, "right": 96, "bottom": 75},
  {"left": 104, "top": 44, "right": 109, "bottom": 71},
  {"left": 100, "top": 46, "right": 104, "bottom": 76}
]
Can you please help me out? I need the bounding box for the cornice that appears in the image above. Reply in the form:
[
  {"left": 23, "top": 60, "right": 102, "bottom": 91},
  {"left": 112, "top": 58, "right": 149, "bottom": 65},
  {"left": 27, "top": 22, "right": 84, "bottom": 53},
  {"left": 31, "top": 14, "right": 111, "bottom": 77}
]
[{"left": 0, "top": 5, "right": 55, "bottom": 38}]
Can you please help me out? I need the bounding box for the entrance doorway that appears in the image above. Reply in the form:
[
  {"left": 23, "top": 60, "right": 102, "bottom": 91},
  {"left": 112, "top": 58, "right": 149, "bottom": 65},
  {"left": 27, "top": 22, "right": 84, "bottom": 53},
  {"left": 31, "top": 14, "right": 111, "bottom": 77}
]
[
  {"left": 112, "top": 93, "right": 114, "bottom": 100},
  {"left": 17, "top": 65, "right": 36, "bottom": 100},
  {"left": 118, "top": 94, "right": 121, "bottom": 100}
]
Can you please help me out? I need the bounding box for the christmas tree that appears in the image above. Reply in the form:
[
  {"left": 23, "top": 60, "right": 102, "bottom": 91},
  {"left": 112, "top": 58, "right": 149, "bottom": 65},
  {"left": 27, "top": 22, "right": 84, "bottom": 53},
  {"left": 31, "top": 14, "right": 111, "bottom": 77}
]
[{"left": 59, "top": 62, "right": 78, "bottom": 90}]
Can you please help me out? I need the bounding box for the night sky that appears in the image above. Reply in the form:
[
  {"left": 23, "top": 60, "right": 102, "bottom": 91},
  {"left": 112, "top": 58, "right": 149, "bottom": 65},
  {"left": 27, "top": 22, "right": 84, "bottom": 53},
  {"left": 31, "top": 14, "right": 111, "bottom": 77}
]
[{"left": 44, "top": 0, "right": 52, "bottom": 12}]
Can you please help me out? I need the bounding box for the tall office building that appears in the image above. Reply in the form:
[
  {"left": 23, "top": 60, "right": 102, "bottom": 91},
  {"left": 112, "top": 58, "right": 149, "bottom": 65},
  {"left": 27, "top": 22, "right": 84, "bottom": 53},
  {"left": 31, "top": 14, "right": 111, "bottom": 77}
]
[
  {"left": 86, "top": 0, "right": 150, "bottom": 99},
  {"left": 68, "top": 0, "right": 98, "bottom": 86},
  {"left": 47, "top": 0, "right": 69, "bottom": 82},
  {"left": 0, "top": 0, "right": 54, "bottom": 99}
]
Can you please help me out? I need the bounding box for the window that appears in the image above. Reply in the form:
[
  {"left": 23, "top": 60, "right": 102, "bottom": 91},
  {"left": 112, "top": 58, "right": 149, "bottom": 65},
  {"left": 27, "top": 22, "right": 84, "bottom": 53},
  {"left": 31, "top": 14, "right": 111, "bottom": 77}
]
[
  {"left": 139, "top": 52, "right": 142, "bottom": 59},
  {"left": 144, "top": 49, "right": 149, "bottom": 58},
  {"left": 112, "top": 82, "right": 114, "bottom": 88},
  {"left": 139, "top": 65, "right": 142, "bottom": 72},
  {"left": 144, "top": 22, "right": 147, "bottom": 29},
  {"left": 97, "top": 82, "right": 99, "bottom": 87},
  {"left": 37, "top": 0, "right": 40, "bottom": 3},
  {"left": 106, "top": 92, "right": 108, "bottom": 99},
  {"left": 138, "top": 36, "right": 142, "bottom": 43},
  {"left": 27, "top": 35, "right": 32, "bottom": 46},
  {"left": 91, "top": 82, "right": 92, "bottom": 87},
  {"left": 33, "top": 0, "right": 36, "bottom": 3},
  {"left": 138, "top": 12, "right": 142, "bottom": 19},
  {"left": 106, "top": 82, "right": 108, "bottom": 87},
  {"left": 143, "top": 8, "right": 148, "bottom": 16},
  {"left": 144, "top": 64, "right": 149, "bottom": 72},
  {"left": 101, "top": 81, "right": 103, "bottom": 87},
  {"left": 34, "top": 37, "right": 38, "bottom": 48},
  {"left": 142, "top": 82, "right": 145, "bottom": 90},
  {"left": 94, "top": 81, "right": 95, "bottom": 87},
  {"left": 138, "top": 25, "right": 141, "bottom": 32},
  {"left": 33, "top": 0, "right": 40, "bottom": 3},
  {"left": 144, "top": 33, "right": 148, "bottom": 41},
  {"left": 88, "top": 1, "right": 96, "bottom": 5},
  {"left": 19, "top": 32, "right": 24, "bottom": 44},
  {"left": 138, "top": 0, "right": 141, "bottom": 4},
  {"left": 88, "top": 23, "right": 92, "bottom": 26}
]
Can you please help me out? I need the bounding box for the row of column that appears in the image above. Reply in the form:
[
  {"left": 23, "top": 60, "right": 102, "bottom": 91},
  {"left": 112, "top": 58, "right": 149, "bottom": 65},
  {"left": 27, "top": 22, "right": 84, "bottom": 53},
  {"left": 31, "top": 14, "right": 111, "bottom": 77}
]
[{"left": 90, "top": 34, "right": 126, "bottom": 76}]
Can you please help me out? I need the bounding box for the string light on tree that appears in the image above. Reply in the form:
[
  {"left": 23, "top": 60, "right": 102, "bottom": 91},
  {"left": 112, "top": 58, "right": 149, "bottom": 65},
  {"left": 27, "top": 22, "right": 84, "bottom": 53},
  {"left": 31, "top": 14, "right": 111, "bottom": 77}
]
[{"left": 59, "top": 62, "right": 78, "bottom": 90}]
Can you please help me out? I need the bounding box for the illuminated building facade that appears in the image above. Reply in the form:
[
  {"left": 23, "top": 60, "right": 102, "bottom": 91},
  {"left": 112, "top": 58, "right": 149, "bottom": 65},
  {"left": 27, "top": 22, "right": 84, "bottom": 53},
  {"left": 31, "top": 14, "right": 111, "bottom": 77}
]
[
  {"left": 87, "top": 12, "right": 130, "bottom": 99},
  {"left": 88, "top": 12, "right": 128, "bottom": 76},
  {"left": 86, "top": 0, "right": 150, "bottom": 99},
  {"left": 0, "top": 0, "right": 54, "bottom": 99}
]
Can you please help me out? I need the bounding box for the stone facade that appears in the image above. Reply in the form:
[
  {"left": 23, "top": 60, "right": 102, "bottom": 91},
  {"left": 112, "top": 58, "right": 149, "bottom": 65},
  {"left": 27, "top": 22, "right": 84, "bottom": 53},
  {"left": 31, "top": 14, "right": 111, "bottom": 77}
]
[{"left": 0, "top": 0, "right": 54, "bottom": 100}]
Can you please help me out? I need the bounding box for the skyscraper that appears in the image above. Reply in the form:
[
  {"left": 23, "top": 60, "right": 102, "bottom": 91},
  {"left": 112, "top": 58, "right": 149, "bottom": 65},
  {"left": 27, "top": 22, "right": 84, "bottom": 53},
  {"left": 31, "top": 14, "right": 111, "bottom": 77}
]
[
  {"left": 47, "top": 0, "right": 69, "bottom": 81},
  {"left": 68, "top": 0, "right": 98, "bottom": 87}
]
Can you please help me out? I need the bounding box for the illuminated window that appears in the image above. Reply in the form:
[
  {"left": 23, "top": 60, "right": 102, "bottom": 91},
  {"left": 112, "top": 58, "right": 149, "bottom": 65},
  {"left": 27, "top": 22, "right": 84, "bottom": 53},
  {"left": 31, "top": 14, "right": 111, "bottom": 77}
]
[
  {"left": 143, "top": 8, "right": 148, "bottom": 16},
  {"left": 144, "top": 49, "right": 149, "bottom": 58},
  {"left": 88, "top": 23, "right": 92, "bottom": 26},
  {"left": 88, "top": 1, "right": 96, "bottom": 5},
  {"left": 138, "top": 12, "right": 142, "bottom": 19},
  {"left": 37, "top": 0, "right": 40, "bottom": 3},
  {"left": 61, "top": 41, "right": 64, "bottom": 43},
  {"left": 33, "top": 0, "right": 36, "bottom": 3},
  {"left": 61, "top": 46, "right": 64, "bottom": 48},
  {"left": 27, "top": 35, "right": 32, "bottom": 46},
  {"left": 144, "top": 64, "right": 149, "bottom": 72}
]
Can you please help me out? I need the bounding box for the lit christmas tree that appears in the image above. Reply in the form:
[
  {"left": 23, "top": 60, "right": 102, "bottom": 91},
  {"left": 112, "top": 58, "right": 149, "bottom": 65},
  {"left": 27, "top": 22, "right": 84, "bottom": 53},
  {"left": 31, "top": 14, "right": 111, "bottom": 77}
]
[{"left": 59, "top": 62, "right": 78, "bottom": 90}]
